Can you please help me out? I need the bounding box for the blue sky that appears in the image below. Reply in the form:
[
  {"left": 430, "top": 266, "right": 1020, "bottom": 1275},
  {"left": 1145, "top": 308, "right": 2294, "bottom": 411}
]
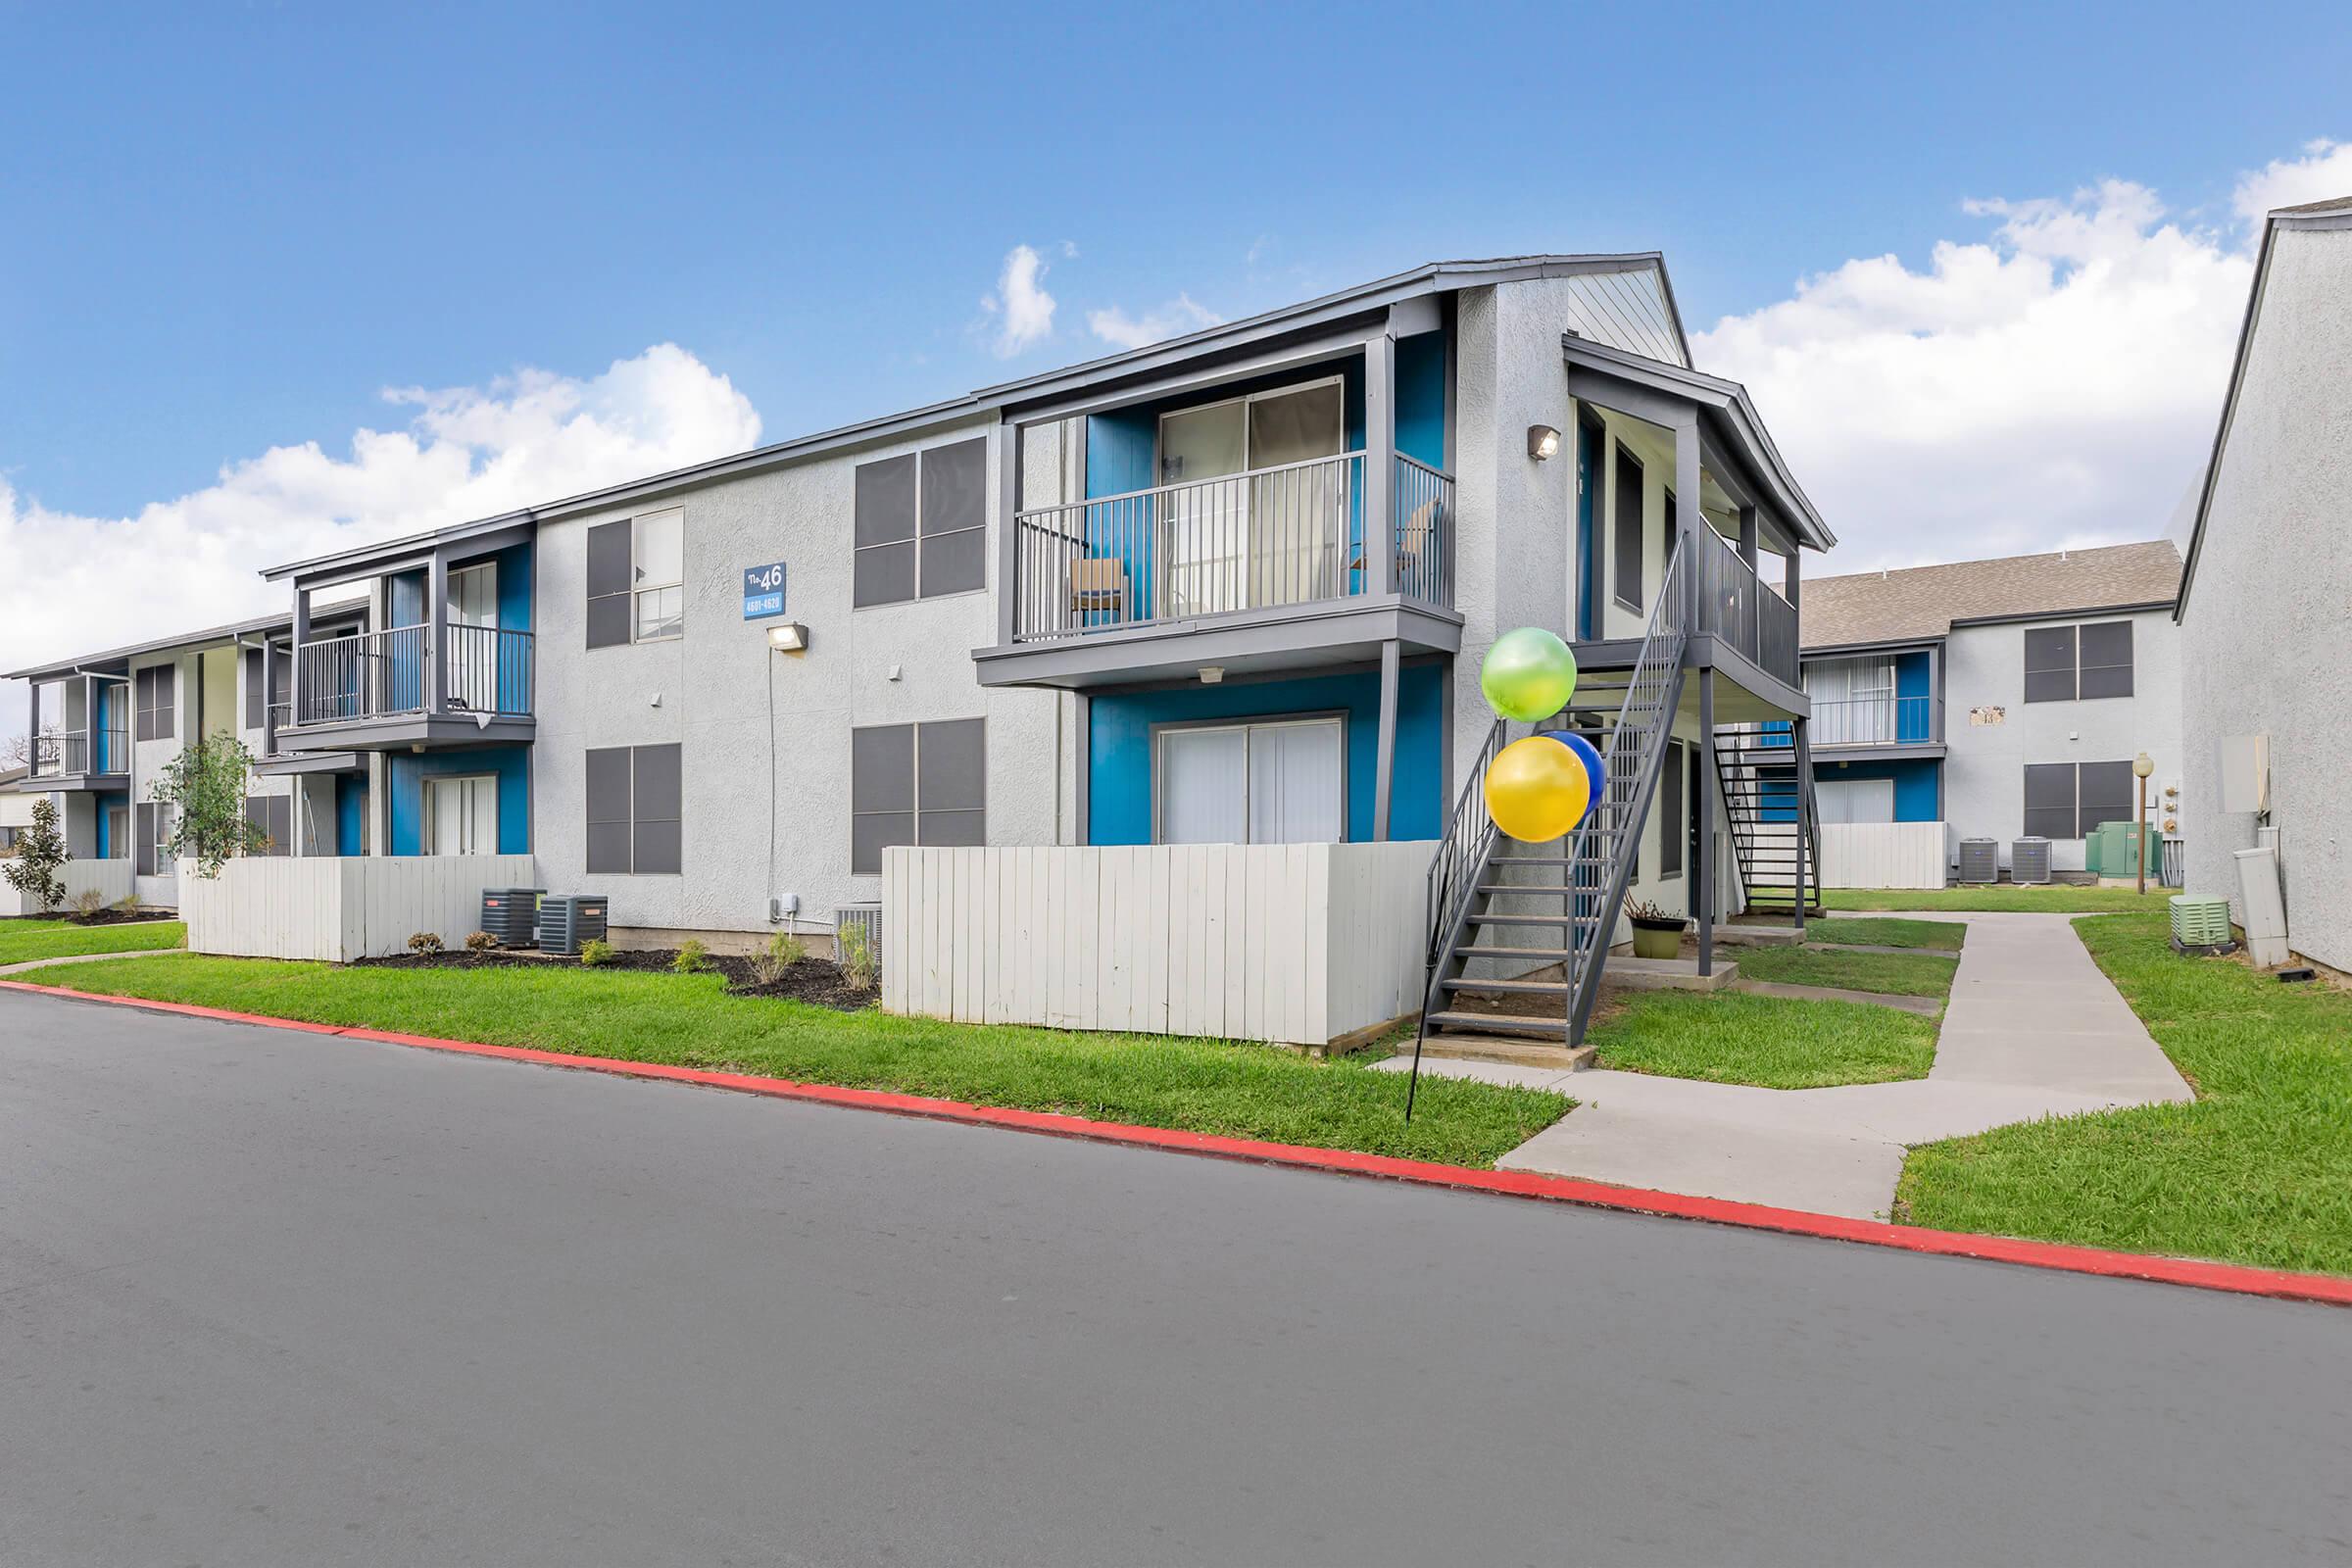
[{"left": 2, "top": 0, "right": 2349, "bottom": 701}]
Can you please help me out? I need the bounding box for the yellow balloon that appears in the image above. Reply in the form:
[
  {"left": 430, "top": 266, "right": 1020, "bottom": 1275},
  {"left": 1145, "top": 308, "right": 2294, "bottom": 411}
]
[{"left": 1483, "top": 735, "right": 1593, "bottom": 843}]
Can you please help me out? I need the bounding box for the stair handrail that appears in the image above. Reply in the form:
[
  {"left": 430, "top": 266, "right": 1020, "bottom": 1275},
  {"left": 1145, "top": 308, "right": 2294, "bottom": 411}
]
[
  {"left": 1421, "top": 715, "right": 1509, "bottom": 968},
  {"left": 1562, "top": 539, "right": 1690, "bottom": 1044}
]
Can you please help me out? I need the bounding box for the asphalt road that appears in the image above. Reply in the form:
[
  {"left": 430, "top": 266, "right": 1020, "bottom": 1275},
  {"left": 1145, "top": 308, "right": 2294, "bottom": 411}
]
[{"left": 3, "top": 990, "right": 2347, "bottom": 1567}]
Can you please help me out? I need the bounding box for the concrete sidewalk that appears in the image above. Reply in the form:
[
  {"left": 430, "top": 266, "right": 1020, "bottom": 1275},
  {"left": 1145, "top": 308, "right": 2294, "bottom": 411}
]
[
  {"left": 1386, "top": 912, "right": 2192, "bottom": 1218},
  {"left": 0, "top": 948, "right": 182, "bottom": 977}
]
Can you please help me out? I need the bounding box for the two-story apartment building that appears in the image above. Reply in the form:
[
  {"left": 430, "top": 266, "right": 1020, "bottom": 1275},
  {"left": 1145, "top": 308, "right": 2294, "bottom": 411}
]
[
  {"left": 1797, "top": 541, "right": 2184, "bottom": 876},
  {"left": 14, "top": 254, "right": 1838, "bottom": 1048}
]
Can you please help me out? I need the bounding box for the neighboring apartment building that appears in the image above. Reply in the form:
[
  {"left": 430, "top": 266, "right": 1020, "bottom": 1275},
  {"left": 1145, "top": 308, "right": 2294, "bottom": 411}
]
[
  {"left": 10, "top": 255, "right": 1837, "bottom": 1040},
  {"left": 1798, "top": 541, "right": 2184, "bottom": 874},
  {"left": 3, "top": 615, "right": 318, "bottom": 907},
  {"left": 0, "top": 765, "right": 32, "bottom": 851},
  {"left": 2176, "top": 195, "right": 2352, "bottom": 969}
]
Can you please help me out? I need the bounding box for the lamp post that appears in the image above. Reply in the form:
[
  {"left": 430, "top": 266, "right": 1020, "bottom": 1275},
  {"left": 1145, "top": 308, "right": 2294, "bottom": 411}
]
[{"left": 2133, "top": 752, "right": 2155, "bottom": 896}]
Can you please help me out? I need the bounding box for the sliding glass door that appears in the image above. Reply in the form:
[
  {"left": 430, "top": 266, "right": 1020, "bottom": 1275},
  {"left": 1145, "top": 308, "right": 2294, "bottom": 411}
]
[
  {"left": 1157, "top": 379, "right": 1346, "bottom": 617},
  {"left": 1154, "top": 716, "right": 1346, "bottom": 845}
]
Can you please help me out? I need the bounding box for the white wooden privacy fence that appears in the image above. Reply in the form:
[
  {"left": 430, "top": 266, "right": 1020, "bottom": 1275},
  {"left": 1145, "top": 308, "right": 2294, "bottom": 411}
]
[
  {"left": 1815, "top": 822, "right": 1947, "bottom": 890},
  {"left": 882, "top": 843, "right": 1434, "bottom": 1047},
  {"left": 181, "top": 855, "right": 539, "bottom": 961},
  {"left": 0, "top": 857, "right": 134, "bottom": 916}
]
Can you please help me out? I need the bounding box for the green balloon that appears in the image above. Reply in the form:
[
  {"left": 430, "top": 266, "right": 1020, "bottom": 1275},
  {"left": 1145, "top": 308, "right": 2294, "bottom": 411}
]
[{"left": 1481, "top": 627, "right": 1580, "bottom": 722}]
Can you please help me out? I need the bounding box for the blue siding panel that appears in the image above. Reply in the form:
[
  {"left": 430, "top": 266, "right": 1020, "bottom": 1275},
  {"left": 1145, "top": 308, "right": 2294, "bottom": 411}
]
[
  {"left": 1088, "top": 666, "right": 1444, "bottom": 846},
  {"left": 386, "top": 745, "right": 529, "bottom": 856}
]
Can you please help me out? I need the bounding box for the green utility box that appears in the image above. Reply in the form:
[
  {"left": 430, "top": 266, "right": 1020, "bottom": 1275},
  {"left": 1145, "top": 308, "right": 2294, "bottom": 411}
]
[
  {"left": 2088, "top": 820, "right": 2158, "bottom": 877},
  {"left": 2170, "top": 896, "right": 2232, "bottom": 948}
]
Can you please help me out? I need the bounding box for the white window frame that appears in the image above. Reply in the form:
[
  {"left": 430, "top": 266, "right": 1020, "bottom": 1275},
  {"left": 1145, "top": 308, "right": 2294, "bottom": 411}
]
[
  {"left": 421, "top": 772, "right": 499, "bottom": 857},
  {"left": 1150, "top": 712, "right": 1348, "bottom": 846},
  {"left": 632, "top": 508, "right": 685, "bottom": 643}
]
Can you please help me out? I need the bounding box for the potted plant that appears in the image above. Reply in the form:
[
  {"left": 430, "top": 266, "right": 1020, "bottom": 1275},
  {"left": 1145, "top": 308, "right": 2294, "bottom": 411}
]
[{"left": 1625, "top": 898, "right": 1689, "bottom": 959}]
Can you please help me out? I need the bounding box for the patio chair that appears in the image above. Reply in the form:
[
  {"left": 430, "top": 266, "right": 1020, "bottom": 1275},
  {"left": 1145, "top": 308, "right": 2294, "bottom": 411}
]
[
  {"left": 1351, "top": 497, "right": 1443, "bottom": 594},
  {"left": 1068, "top": 558, "right": 1128, "bottom": 625}
]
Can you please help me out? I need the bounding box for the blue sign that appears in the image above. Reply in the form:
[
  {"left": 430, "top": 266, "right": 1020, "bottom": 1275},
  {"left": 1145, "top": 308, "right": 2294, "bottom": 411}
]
[{"left": 742, "top": 562, "right": 787, "bottom": 620}]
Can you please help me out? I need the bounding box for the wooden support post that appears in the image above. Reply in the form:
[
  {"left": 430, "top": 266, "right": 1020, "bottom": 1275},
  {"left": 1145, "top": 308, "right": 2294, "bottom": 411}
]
[{"left": 1365, "top": 329, "right": 1396, "bottom": 597}]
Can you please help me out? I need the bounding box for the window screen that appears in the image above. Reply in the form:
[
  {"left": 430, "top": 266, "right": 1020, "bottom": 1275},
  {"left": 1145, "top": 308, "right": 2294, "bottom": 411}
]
[
  {"left": 585, "top": 746, "right": 633, "bottom": 872},
  {"left": 2023, "top": 626, "right": 2077, "bottom": 703},
  {"left": 243, "top": 649, "right": 265, "bottom": 730},
  {"left": 1659, "top": 742, "right": 1685, "bottom": 877},
  {"left": 583, "top": 744, "right": 681, "bottom": 873},
  {"left": 135, "top": 664, "right": 175, "bottom": 742},
  {"left": 854, "top": 454, "right": 919, "bottom": 608},
  {"left": 2078, "top": 760, "right": 2134, "bottom": 836},
  {"left": 243, "top": 795, "right": 291, "bottom": 857},
  {"left": 2077, "top": 621, "right": 2134, "bottom": 700},
  {"left": 586, "top": 520, "right": 633, "bottom": 649},
  {"left": 1612, "top": 445, "right": 1643, "bottom": 611},
  {"left": 135, "top": 803, "right": 156, "bottom": 876},
  {"left": 2024, "top": 762, "right": 2082, "bottom": 839},
  {"left": 918, "top": 438, "right": 987, "bottom": 597},
  {"left": 850, "top": 719, "right": 987, "bottom": 872}
]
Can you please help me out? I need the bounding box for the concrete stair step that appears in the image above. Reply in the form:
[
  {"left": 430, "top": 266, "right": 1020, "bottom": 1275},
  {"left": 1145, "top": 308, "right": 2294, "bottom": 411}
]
[
  {"left": 1412, "top": 1036, "right": 1596, "bottom": 1071},
  {"left": 1424, "top": 1009, "right": 1572, "bottom": 1040}
]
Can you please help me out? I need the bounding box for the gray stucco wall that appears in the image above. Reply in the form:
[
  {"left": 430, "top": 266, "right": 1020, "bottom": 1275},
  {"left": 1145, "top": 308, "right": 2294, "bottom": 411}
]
[
  {"left": 530, "top": 414, "right": 1064, "bottom": 940},
  {"left": 1941, "top": 608, "right": 2183, "bottom": 872},
  {"left": 123, "top": 645, "right": 298, "bottom": 907},
  {"left": 2180, "top": 220, "right": 2352, "bottom": 968}
]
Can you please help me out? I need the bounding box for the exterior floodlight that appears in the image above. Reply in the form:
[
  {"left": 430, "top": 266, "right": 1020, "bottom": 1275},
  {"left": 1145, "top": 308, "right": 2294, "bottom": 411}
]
[
  {"left": 767, "top": 621, "right": 809, "bottom": 652},
  {"left": 1199, "top": 665, "right": 1225, "bottom": 684},
  {"left": 1527, "top": 424, "right": 1561, "bottom": 461}
]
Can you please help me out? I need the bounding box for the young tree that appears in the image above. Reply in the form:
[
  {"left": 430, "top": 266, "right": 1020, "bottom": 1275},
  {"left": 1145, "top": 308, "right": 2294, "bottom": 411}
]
[
  {"left": 4, "top": 797, "right": 71, "bottom": 912},
  {"left": 150, "top": 735, "right": 267, "bottom": 879}
]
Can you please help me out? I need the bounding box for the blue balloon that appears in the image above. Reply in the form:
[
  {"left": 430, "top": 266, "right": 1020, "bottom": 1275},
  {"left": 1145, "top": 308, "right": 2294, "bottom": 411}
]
[{"left": 1538, "top": 730, "right": 1607, "bottom": 829}]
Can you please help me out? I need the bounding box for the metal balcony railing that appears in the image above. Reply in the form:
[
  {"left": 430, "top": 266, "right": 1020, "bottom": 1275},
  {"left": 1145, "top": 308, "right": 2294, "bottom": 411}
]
[
  {"left": 1009, "top": 452, "right": 1453, "bottom": 642},
  {"left": 29, "top": 727, "right": 126, "bottom": 777},
  {"left": 1693, "top": 522, "right": 1799, "bottom": 686},
  {"left": 290, "top": 625, "right": 534, "bottom": 727},
  {"left": 1806, "top": 694, "right": 1940, "bottom": 748}
]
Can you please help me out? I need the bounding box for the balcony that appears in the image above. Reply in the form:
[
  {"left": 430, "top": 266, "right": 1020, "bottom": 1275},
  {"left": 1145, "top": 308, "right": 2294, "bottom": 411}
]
[
  {"left": 1692, "top": 522, "right": 1800, "bottom": 688},
  {"left": 1806, "top": 693, "right": 1943, "bottom": 752},
  {"left": 29, "top": 727, "right": 128, "bottom": 786},
  {"left": 978, "top": 452, "right": 1461, "bottom": 689},
  {"left": 284, "top": 623, "right": 536, "bottom": 751}
]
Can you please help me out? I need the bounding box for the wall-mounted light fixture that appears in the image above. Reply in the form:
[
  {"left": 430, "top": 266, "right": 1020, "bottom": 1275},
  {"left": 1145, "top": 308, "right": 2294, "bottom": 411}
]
[
  {"left": 1199, "top": 665, "right": 1224, "bottom": 684},
  {"left": 1527, "top": 424, "right": 1561, "bottom": 462},
  {"left": 767, "top": 621, "right": 809, "bottom": 653}
]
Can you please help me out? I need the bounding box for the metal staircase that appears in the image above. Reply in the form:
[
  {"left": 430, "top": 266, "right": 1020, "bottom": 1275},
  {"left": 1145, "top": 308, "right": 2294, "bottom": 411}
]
[
  {"left": 1405, "top": 546, "right": 1690, "bottom": 1106},
  {"left": 1714, "top": 718, "right": 1822, "bottom": 921}
]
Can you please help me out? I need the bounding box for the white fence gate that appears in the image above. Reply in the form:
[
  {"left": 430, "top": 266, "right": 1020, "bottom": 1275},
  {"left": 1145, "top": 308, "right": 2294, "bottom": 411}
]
[
  {"left": 882, "top": 842, "right": 1433, "bottom": 1047},
  {"left": 0, "top": 857, "right": 136, "bottom": 916},
  {"left": 180, "top": 855, "right": 539, "bottom": 961},
  {"left": 1815, "top": 822, "right": 1947, "bottom": 890}
]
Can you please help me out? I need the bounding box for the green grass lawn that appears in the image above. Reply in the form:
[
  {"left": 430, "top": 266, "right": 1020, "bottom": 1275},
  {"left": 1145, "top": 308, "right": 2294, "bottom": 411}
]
[
  {"left": 1804, "top": 916, "right": 1965, "bottom": 951},
  {"left": 15, "top": 954, "right": 1567, "bottom": 1168},
  {"left": 1734, "top": 945, "right": 1960, "bottom": 1000},
  {"left": 1898, "top": 909, "right": 2352, "bottom": 1275},
  {"left": 1824, "top": 886, "right": 2166, "bottom": 914},
  {"left": 1589, "top": 990, "right": 1938, "bottom": 1089},
  {"left": 0, "top": 919, "right": 186, "bottom": 966}
]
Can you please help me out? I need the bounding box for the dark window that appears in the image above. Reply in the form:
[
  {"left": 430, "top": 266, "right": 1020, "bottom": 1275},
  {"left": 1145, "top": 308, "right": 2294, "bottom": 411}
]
[
  {"left": 584, "top": 744, "right": 680, "bottom": 874},
  {"left": 134, "top": 664, "right": 175, "bottom": 742},
  {"left": 1659, "top": 742, "right": 1685, "bottom": 878},
  {"left": 242, "top": 795, "right": 291, "bottom": 857},
  {"left": 2077, "top": 621, "right": 2134, "bottom": 700},
  {"left": 585, "top": 519, "right": 634, "bottom": 650},
  {"left": 2078, "top": 760, "right": 2134, "bottom": 836},
  {"left": 856, "top": 438, "right": 988, "bottom": 610},
  {"left": 2023, "top": 626, "right": 2076, "bottom": 703},
  {"left": 1612, "top": 445, "right": 1643, "bottom": 612},
  {"left": 851, "top": 718, "right": 986, "bottom": 873},
  {"left": 2023, "top": 762, "right": 2079, "bottom": 839},
  {"left": 243, "top": 649, "right": 265, "bottom": 730},
  {"left": 135, "top": 803, "right": 155, "bottom": 876}
]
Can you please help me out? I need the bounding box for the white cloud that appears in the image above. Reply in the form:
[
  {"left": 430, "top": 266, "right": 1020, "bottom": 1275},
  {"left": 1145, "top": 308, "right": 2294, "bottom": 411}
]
[
  {"left": 1688, "top": 152, "right": 2349, "bottom": 570},
  {"left": 2233, "top": 137, "right": 2352, "bottom": 222},
  {"left": 1087, "top": 292, "right": 1223, "bottom": 351},
  {"left": 979, "top": 244, "right": 1056, "bottom": 358},
  {"left": 2, "top": 344, "right": 759, "bottom": 732}
]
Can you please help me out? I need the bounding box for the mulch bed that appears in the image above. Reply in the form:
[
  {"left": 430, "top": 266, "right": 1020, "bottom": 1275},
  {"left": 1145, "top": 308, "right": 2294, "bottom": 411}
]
[
  {"left": 351, "top": 945, "right": 879, "bottom": 1012},
  {"left": 0, "top": 910, "right": 178, "bottom": 927}
]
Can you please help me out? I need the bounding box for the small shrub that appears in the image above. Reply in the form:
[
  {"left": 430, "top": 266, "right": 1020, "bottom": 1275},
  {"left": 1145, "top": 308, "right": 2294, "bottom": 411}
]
[
  {"left": 407, "top": 931, "right": 445, "bottom": 956},
  {"left": 464, "top": 930, "right": 498, "bottom": 953},
  {"left": 752, "top": 929, "right": 806, "bottom": 985},
  {"left": 672, "top": 938, "right": 710, "bottom": 974},
  {"left": 1625, "top": 898, "right": 1684, "bottom": 926},
  {"left": 578, "top": 939, "right": 614, "bottom": 968},
  {"left": 114, "top": 892, "right": 143, "bottom": 915},
  {"left": 837, "top": 920, "right": 879, "bottom": 991},
  {"left": 71, "top": 887, "right": 109, "bottom": 918}
]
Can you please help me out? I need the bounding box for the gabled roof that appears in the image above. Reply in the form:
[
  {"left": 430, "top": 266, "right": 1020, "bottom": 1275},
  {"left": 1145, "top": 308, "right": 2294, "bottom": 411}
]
[
  {"left": 2175, "top": 194, "right": 2352, "bottom": 618},
  {"left": 264, "top": 254, "right": 1690, "bottom": 581},
  {"left": 1801, "top": 540, "right": 2182, "bottom": 650}
]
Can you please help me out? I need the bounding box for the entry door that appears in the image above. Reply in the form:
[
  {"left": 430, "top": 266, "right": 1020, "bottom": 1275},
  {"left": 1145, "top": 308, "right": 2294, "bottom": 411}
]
[
  {"left": 425, "top": 774, "right": 498, "bottom": 855},
  {"left": 448, "top": 564, "right": 499, "bottom": 711},
  {"left": 106, "top": 806, "right": 128, "bottom": 859},
  {"left": 1155, "top": 717, "right": 1345, "bottom": 845}
]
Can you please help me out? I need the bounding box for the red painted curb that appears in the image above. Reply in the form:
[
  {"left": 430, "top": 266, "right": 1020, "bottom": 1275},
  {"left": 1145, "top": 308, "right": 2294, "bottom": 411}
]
[{"left": 8, "top": 975, "right": 2350, "bottom": 1309}]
